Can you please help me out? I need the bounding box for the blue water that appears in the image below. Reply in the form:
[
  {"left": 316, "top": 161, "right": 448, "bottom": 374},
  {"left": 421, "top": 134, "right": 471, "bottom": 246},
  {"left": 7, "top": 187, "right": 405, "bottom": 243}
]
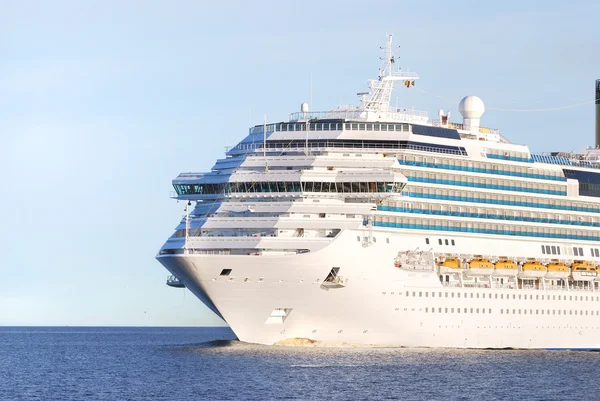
[{"left": 1, "top": 327, "right": 600, "bottom": 400}]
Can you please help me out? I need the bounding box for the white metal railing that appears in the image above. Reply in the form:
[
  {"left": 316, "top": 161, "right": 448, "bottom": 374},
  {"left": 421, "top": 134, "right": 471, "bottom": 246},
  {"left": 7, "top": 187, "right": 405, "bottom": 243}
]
[
  {"left": 288, "top": 108, "right": 428, "bottom": 122},
  {"left": 289, "top": 110, "right": 364, "bottom": 121}
]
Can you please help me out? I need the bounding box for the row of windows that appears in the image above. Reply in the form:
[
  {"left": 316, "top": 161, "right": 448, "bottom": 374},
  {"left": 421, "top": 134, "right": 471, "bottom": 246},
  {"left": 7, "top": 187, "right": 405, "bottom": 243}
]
[
  {"left": 378, "top": 206, "right": 600, "bottom": 229},
  {"left": 540, "top": 245, "right": 596, "bottom": 257},
  {"left": 499, "top": 309, "right": 598, "bottom": 316},
  {"left": 423, "top": 307, "right": 599, "bottom": 316},
  {"left": 401, "top": 290, "right": 599, "bottom": 301},
  {"left": 374, "top": 220, "right": 600, "bottom": 241},
  {"left": 404, "top": 190, "right": 600, "bottom": 215},
  {"left": 398, "top": 159, "right": 565, "bottom": 182},
  {"left": 406, "top": 175, "right": 566, "bottom": 196},
  {"left": 173, "top": 181, "right": 405, "bottom": 195},
  {"left": 248, "top": 122, "right": 411, "bottom": 135},
  {"left": 424, "top": 238, "right": 456, "bottom": 246},
  {"left": 427, "top": 307, "right": 492, "bottom": 314},
  {"left": 486, "top": 153, "right": 533, "bottom": 164}
]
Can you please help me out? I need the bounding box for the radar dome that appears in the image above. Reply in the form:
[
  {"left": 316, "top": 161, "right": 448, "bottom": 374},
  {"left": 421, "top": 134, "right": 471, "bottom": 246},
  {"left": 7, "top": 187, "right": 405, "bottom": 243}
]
[{"left": 459, "top": 96, "right": 485, "bottom": 119}]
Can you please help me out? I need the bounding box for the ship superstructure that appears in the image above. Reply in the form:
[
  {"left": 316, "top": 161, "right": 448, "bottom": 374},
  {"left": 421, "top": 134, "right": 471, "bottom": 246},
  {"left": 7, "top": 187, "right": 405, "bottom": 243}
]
[{"left": 157, "top": 35, "right": 600, "bottom": 348}]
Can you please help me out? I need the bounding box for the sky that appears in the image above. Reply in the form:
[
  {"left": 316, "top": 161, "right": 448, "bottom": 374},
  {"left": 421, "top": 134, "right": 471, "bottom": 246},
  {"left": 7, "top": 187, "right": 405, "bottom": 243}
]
[{"left": 1, "top": 0, "right": 599, "bottom": 326}]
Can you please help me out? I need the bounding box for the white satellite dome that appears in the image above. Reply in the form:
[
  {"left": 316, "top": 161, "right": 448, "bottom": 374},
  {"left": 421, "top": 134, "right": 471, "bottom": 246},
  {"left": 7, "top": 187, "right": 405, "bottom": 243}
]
[{"left": 459, "top": 96, "right": 485, "bottom": 119}]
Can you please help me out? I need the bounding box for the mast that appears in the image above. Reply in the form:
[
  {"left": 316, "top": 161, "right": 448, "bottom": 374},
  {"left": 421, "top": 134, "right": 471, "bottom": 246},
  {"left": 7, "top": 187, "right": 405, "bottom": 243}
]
[
  {"left": 263, "top": 115, "right": 268, "bottom": 172},
  {"left": 360, "top": 34, "right": 420, "bottom": 114}
]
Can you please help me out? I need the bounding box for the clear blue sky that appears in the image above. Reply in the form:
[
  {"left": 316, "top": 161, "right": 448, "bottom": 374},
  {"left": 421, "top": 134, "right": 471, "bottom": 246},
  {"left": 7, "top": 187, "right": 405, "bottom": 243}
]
[{"left": 1, "top": 0, "right": 599, "bottom": 326}]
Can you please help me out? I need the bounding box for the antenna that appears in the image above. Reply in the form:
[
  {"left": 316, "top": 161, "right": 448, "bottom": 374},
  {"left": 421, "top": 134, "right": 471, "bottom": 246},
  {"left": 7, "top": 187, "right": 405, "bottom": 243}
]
[
  {"left": 310, "top": 72, "right": 313, "bottom": 110},
  {"left": 263, "top": 115, "right": 268, "bottom": 172},
  {"left": 305, "top": 115, "right": 310, "bottom": 156},
  {"left": 360, "top": 33, "right": 419, "bottom": 114}
]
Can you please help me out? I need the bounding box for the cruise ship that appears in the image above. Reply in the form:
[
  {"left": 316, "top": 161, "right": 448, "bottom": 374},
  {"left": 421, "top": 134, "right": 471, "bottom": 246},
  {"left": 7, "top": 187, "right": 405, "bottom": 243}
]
[{"left": 157, "top": 35, "right": 600, "bottom": 349}]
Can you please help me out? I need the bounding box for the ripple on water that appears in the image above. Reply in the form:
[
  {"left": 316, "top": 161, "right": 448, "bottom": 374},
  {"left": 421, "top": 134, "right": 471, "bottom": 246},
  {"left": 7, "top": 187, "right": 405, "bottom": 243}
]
[{"left": 1, "top": 327, "right": 599, "bottom": 401}]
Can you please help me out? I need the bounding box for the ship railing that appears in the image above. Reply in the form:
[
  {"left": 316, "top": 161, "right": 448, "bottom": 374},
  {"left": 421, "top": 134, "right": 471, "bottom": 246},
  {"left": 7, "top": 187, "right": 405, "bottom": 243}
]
[
  {"left": 228, "top": 141, "right": 466, "bottom": 156},
  {"left": 289, "top": 110, "right": 364, "bottom": 121},
  {"left": 432, "top": 120, "right": 501, "bottom": 135},
  {"left": 288, "top": 108, "right": 428, "bottom": 122},
  {"left": 441, "top": 282, "right": 463, "bottom": 288}
]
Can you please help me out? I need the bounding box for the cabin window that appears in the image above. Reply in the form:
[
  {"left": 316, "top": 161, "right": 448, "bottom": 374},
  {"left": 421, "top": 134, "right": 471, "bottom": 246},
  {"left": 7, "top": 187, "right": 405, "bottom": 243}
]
[
  {"left": 220, "top": 269, "right": 232, "bottom": 276},
  {"left": 579, "top": 247, "right": 584, "bottom": 255},
  {"left": 425, "top": 238, "right": 430, "bottom": 244},
  {"left": 445, "top": 239, "right": 449, "bottom": 245},
  {"left": 551, "top": 246, "right": 557, "bottom": 254},
  {"left": 546, "top": 245, "right": 551, "bottom": 254},
  {"left": 541, "top": 245, "right": 545, "bottom": 254},
  {"left": 451, "top": 240, "right": 455, "bottom": 246},
  {"left": 438, "top": 239, "right": 443, "bottom": 245},
  {"left": 574, "top": 247, "right": 579, "bottom": 256}
]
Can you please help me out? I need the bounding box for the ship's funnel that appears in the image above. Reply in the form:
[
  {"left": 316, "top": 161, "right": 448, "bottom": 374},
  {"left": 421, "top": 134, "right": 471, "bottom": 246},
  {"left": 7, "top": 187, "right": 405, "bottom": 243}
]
[{"left": 596, "top": 79, "right": 600, "bottom": 148}]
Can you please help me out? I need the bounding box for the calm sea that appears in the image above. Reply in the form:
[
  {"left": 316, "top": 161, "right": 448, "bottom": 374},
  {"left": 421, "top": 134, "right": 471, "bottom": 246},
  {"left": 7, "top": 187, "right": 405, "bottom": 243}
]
[{"left": 1, "top": 326, "right": 599, "bottom": 400}]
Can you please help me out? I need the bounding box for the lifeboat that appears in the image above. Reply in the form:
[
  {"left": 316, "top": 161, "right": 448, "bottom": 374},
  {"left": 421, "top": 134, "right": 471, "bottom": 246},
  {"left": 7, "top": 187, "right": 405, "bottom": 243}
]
[
  {"left": 545, "top": 261, "right": 570, "bottom": 279},
  {"left": 492, "top": 260, "right": 518, "bottom": 277},
  {"left": 519, "top": 261, "right": 547, "bottom": 278},
  {"left": 571, "top": 261, "right": 596, "bottom": 281},
  {"left": 465, "top": 258, "right": 494, "bottom": 276},
  {"left": 438, "top": 258, "right": 462, "bottom": 275}
]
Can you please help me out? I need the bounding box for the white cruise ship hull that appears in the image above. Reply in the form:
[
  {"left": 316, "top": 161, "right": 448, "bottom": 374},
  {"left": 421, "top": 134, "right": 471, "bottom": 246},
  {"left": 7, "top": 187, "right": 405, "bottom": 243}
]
[{"left": 158, "top": 229, "right": 600, "bottom": 349}]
